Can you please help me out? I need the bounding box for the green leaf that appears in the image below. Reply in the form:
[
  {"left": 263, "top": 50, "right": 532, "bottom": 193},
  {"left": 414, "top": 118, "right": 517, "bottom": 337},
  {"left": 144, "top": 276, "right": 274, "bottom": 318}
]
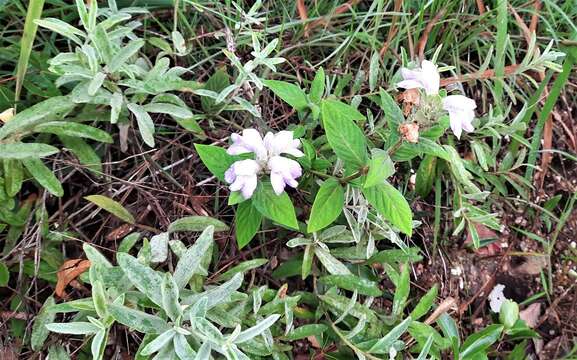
[
  {"left": 314, "top": 246, "right": 351, "bottom": 275},
  {"left": 410, "top": 284, "right": 438, "bottom": 321},
  {"left": 85, "top": 195, "right": 135, "bottom": 224},
  {"left": 168, "top": 216, "right": 228, "bottom": 233},
  {"left": 309, "top": 68, "right": 325, "bottom": 104},
  {"left": 45, "top": 322, "right": 100, "bottom": 335},
  {"left": 31, "top": 296, "right": 55, "bottom": 350},
  {"left": 141, "top": 329, "right": 175, "bottom": 356},
  {"left": 216, "top": 258, "right": 268, "bottom": 281},
  {"left": 161, "top": 273, "right": 182, "bottom": 322},
  {"left": 415, "top": 155, "right": 437, "bottom": 198},
  {"left": 252, "top": 181, "right": 298, "bottom": 230},
  {"left": 363, "top": 182, "right": 413, "bottom": 236},
  {"left": 392, "top": 264, "right": 410, "bottom": 317},
  {"left": 302, "top": 245, "right": 313, "bottom": 280},
  {"left": 319, "top": 274, "right": 382, "bottom": 296},
  {"left": 0, "top": 261, "right": 8, "bottom": 286},
  {"left": 368, "top": 317, "right": 412, "bottom": 353},
  {"left": 118, "top": 233, "right": 141, "bottom": 253},
  {"left": 22, "top": 158, "right": 64, "bottom": 196},
  {"left": 0, "top": 96, "right": 75, "bottom": 140},
  {"left": 143, "top": 103, "right": 193, "bottom": 119},
  {"left": 234, "top": 314, "right": 280, "bottom": 344},
  {"left": 460, "top": 324, "right": 504, "bottom": 358},
  {"left": 108, "top": 304, "right": 169, "bottom": 334},
  {"left": 499, "top": 300, "right": 519, "bottom": 329},
  {"left": 59, "top": 135, "right": 102, "bottom": 173},
  {"left": 285, "top": 324, "right": 328, "bottom": 340},
  {"left": 319, "top": 293, "right": 377, "bottom": 322},
  {"left": 173, "top": 333, "right": 197, "bottom": 359},
  {"left": 364, "top": 149, "right": 395, "bottom": 188},
  {"left": 0, "top": 143, "right": 59, "bottom": 159},
  {"left": 83, "top": 243, "right": 113, "bottom": 268},
  {"left": 173, "top": 226, "right": 214, "bottom": 289},
  {"left": 201, "top": 69, "right": 230, "bottom": 112},
  {"left": 194, "top": 144, "right": 236, "bottom": 181},
  {"left": 34, "top": 122, "right": 113, "bottom": 143},
  {"left": 235, "top": 201, "right": 262, "bottom": 249},
  {"left": 127, "top": 103, "right": 155, "bottom": 147},
  {"left": 321, "top": 99, "right": 368, "bottom": 168},
  {"left": 264, "top": 80, "right": 308, "bottom": 111},
  {"left": 117, "top": 252, "right": 163, "bottom": 306},
  {"left": 48, "top": 344, "right": 70, "bottom": 360},
  {"left": 3, "top": 160, "right": 23, "bottom": 197},
  {"left": 107, "top": 39, "right": 144, "bottom": 73},
  {"left": 307, "top": 178, "right": 344, "bottom": 233},
  {"left": 379, "top": 88, "right": 404, "bottom": 125}
]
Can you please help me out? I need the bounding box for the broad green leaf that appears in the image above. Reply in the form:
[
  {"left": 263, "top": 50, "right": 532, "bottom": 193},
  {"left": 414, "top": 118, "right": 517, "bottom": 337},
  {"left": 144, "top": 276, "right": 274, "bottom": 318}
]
[
  {"left": 127, "top": 103, "right": 155, "bottom": 147},
  {"left": 0, "top": 261, "right": 8, "bottom": 286},
  {"left": 368, "top": 52, "right": 380, "bottom": 92},
  {"left": 313, "top": 246, "right": 351, "bottom": 275},
  {"left": 34, "top": 122, "right": 113, "bottom": 143},
  {"left": 161, "top": 273, "right": 182, "bottom": 322},
  {"left": 319, "top": 274, "right": 382, "bottom": 296},
  {"left": 368, "top": 317, "right": 412, "bottom": 353},
  {"left": 35, "top": 18, "right": 85, "bottom": 45},
  {"left": 88, "top": 72, "right": 106, "bottom": 96},
  {"left": 321, "top": 99, "right": 368, "bottom": 168},
  {"left": 302, "top": 244, "right": 313, "bottom": 279},
  {"left": 3, "top": 160, "right": 23, "bottom": 197},
  {"left": 379, "top": 88, "right": 404, "bottom": 124},
  {"left": 108, "top": 304, "right": 169, "bottom": 334},
  {"left": 31, "top": 296, "right": 56, "bottom": 351},
  {"left": 309, "top": 68, "right": 325, "bottom": 103},
  {"left": 0, "top": 96, "right": 75, "bottom": 140},
  {"left": 392, "top": 264, "right": 410, "bottom": 317},
  {"left": 150, "top": 232, "right": 169, "bottom": 263},
  {"left": 415, "top": 155, "right": 437, "bottom": 198},
  {"left": 22, "top": 158, "right": 64, "bottom": 196},
  {"left": 141, "top": 329, "right": 176, "bottom": 356},
  {"left": 410, "top": 284, "right": 438, "bottom": 321},
  {"left": 118, "top": 233, "right": 141, "bottom": 253},
  {"left": 264, "top": 80, "right": 308, "bottom": 111},
  {"left": 45, "top": 322, "right": 100, "bottom": 335},
  {"left": 409, "top": 321, "right": 450, "bottom": 351},
  {"left": 201, "top": 69, "right": 231, "bottom": 112},
  {"left": 216, "top": 258, "right": 268, "bottom": 281},
  {"left": 59, "top": 135, "right": 102, "bottom": 173},
  {"left": 363, "top": 182, "right": 413, "bottom": 236},
  {"left": 173, "top": 333, "right": 197, "bottom": 359},
  {"left": 85, "top": 195, "right": 135, "bottom": 224},
  {"left": 107, "top": 39, "right": 144, "bottom": 73},
  {"left": 366, "top": 247, "right": 423, "bottom": 265},
  {"left": 460, "top": 324, "right": 503, "bottom": 358},
  {"left": 235, "top": 200, "right": 262, "bottom": 249},
  {"left": 173, "top": 226, "right": 214, "bottom": 289},
  {"left": 48, "top": 344, "right": 70, "bottom": 360},
  {"left": 91, "top": 329, "right": 107, "bottom": 360},
  {"left": 234, "top": 314, "right": 280, "bottom": 343},
  {"left": 252, "top": 181, "right": 298, "bottom": 230},
  {"left": 182, "top": 273, "right": 243, "bottom": 310},
  {"left": 82, "top": 243, "right": 112, "bottom": 268},
  {"left": 143, "top": 103, "right": 193, "bottom": 119},
  {"left": 307, "top": 178, "right": 344, "bottom": 233},
  {"left": 319, "top": 293, "right": 377, "bottom": 322},
  {"left": 364, "top": 149, "right": 395, "bottom": 188},
  {"left": 194, "top": 144, "right": 236, "bottom": 181},
  {"left": 168, "top": 216, "right": 228, "bottom": 233},
  {"left": 0, "top": 143, "right": 59, "bottom": 159},
  {"left": 117, "top": 252, "right": 163, "bottom": 306},
  {"left": 286, "top": 324, "right": 328, "bottom": 340}
]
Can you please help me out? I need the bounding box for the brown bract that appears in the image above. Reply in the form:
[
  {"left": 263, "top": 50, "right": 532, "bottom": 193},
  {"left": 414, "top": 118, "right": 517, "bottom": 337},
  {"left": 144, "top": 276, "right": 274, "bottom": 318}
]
[
  {"left": 399, "top": 123, "right": 420, "bottom": 144},
  {"left": 397, "top": 89, "right": 420, "bottom": 116},
  {"left": 56, "top": 259, "right": 91, "bottom": 298}
]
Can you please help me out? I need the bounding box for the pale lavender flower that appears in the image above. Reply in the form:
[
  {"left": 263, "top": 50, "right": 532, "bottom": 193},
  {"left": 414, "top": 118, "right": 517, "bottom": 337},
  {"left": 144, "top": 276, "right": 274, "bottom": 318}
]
[
  {"left": 268, "top": 156, "right": 302, "bottom": 195},
  {"left": 263, "top": 130, "right": 304, "bottom": 158},
  {"left": 397, "top": 60, "right": 440, "bottom": 95},
  {"left": 227, "top": 128, "right": 267, "bottom": 161},
  {"left": 442, "top": 95, "right": 477, "bottom": 139},
  {"left": 224, "top": 159, "right": 261, "bottom": 199}
]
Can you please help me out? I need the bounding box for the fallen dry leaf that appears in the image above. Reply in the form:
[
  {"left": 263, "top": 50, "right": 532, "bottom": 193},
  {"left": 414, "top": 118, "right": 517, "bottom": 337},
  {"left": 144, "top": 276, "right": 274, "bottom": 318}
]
[
  {"left": 465, "top": 223, "right": 501, "bottom": 256},
  {"left": 56, "top": 259, "right": 91, "bottom": 298},
  {"left": 511, "top": 256, "right": 548, "bottom": 276},
  {"left": 307, "top": 335, "right": 321, "bottom": 349},
  {"left": 106, "top": 223, "right": 135, "bottom": 241},
  {"left": 520, "top": 302, "right": 542, "bottom": 328},
  {"left": 0, "top": 108, "right": 14, "bottom": 123}
]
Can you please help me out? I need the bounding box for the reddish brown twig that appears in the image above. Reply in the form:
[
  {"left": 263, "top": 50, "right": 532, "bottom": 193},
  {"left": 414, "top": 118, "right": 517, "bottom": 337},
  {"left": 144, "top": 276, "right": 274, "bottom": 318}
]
[
  {"left": 416, "top": 9, "right": 445, "bottom": 62},
  {"left": 379, "top": 0, "right": 403, "bottom": 58},
  {"left": 440, "top": 63, "right": 521, "bottom": 86},
  {"left": 296, "top": 0, "right": 309, "bottom": 37},
  {"left": 476, "top": 0, "right": 486, "bottom": 15}
]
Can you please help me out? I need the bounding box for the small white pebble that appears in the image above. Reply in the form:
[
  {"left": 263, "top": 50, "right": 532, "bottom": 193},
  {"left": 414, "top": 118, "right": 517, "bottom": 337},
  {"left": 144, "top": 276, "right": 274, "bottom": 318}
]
[{"left": 570, "top": 241, "right": 576, "bottom": 249}]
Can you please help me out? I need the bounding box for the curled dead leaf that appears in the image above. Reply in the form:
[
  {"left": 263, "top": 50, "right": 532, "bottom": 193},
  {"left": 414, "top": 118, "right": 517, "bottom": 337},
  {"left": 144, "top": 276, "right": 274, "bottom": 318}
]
[
  {"left": 0, "top": 108, "right": 15, "bottom": 123},
  {"left": 520, "top": 302, "right": 541, "bottom": 328},
  {"left": 106, "top": 224, "right": 135, "bottom": 242},
  {"left": 396, "top": 89, "right": 420, "bottom": 116},
  {"left": 55, "top": 259, "right": 91, "bottom": 298}
]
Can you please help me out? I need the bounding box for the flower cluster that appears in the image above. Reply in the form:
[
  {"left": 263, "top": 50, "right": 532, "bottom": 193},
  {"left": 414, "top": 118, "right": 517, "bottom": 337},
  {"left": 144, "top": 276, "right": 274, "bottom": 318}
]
[
  {"left": 397, "top": 60, "right": 477, "bottom": 139},
  {"left": 225, "top": 129, "right": 303, "bottom": 199}
]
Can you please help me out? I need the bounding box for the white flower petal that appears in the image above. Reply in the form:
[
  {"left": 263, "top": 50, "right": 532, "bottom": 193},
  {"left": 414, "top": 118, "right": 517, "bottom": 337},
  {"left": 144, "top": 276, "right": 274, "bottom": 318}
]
[
  {"left": 396, "top": 79, "right": 424, "bottom": 90},
  {"left": 241, "top": 174, "right": 258, "bottom": 199},
  {"left": 270, "top": 172, "right": 286, "bottom": 195},
  {"left": 420, "top": 60, "right": 440, "bottom": 95},
  {"left": 448, "top": 110, "right": 463, "bottom": 140},
  {"left": 488, "top": 284, "right": 508, "bottom": 313}
]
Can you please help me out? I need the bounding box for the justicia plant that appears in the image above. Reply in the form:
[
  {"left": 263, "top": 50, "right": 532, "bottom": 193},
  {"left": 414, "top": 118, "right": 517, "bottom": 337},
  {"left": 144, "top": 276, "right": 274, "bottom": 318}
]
[{"left": 195, "top": 57, "right": 497, "bottom": 252}]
